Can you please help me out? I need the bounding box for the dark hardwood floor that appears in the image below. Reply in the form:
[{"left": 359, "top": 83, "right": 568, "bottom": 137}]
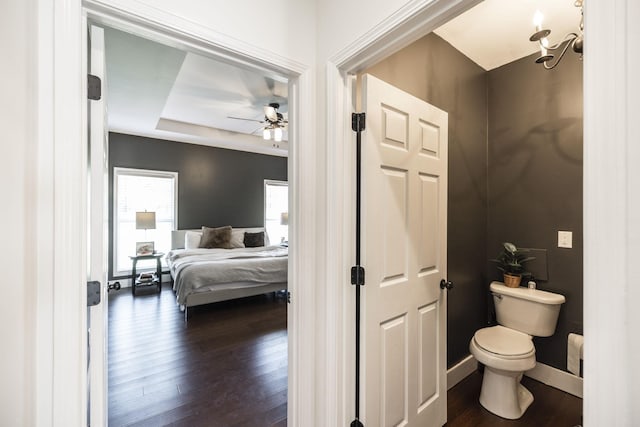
[
  {"left": 108, "top": 283, "right": 288, "bottom": 427},
  {"left": 108, "top": 283, "right": 581, "bottom": 427},
  {"left": 447, "top": 370, "right": 583, "bottom": 427}
]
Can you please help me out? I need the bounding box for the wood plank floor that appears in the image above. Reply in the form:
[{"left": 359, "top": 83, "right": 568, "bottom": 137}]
[
  {"left": 108, "top": 284, "right": 288, "bottom": 427},
  {"left": 446, "top": 369, "right": 583, "bottom": 426},
  {"left": 109, "top": 284, "right": 581, "bottom": 427}
]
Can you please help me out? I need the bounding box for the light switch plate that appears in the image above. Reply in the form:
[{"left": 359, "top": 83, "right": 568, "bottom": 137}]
[{"left": 558, "top": 231, "right": 573, "bottom": 248}]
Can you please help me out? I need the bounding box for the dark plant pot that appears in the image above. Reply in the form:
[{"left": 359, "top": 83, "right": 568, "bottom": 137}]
[{"left": 503, "top": 273, "right": 522, "bottom": 288}]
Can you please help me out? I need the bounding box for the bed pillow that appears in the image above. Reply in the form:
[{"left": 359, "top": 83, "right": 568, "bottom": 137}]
[
  {"left": 184, "top": 230, "right": 203, "bottom": 249},
  {"left": 229, "top": 228, "right": 246, "bottom": 248},
  {"left": 199, "top": 226, "right": 233, "bottom": 249},
  {"left": 243, "top": 231, "right": 265, "bottom": 248}
]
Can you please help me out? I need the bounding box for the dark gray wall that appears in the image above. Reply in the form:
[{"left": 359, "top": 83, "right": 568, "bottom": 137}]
[
  {"left": 487, "top": 52, "right": 583, "bottom": 369},
  {"left": 365, "top": 33, "right": 489, "bottom": 367},
  {"left": 365, "top": 34, "right": 584, "bottom": 372},
  {"left": 108, "top": 132, "right": 287, "bottom": 278}
]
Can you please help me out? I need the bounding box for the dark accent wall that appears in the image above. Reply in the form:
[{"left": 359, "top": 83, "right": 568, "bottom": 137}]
[
  {"left": 365, "top": 33, "right": 489, "bottom": 367},
  {"left": 487, "top": 52, "right": 583, "bottom": 370},
  {"left": 365, "top": 34, "right": 584, "bottom": 372},
  {"left": 108, "top": 132, "right": 287, "bottom": 278}
]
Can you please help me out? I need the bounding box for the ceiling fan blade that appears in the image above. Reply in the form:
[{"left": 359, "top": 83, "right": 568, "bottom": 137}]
[
  {"left": 227, "top": 116, "right": 264, "bottom": 123},
  {"left": 250, "top": 125, "right": 265, "bottom": 135},
  {"left": 264, "top": 105, "right": 278, "bottom": 122}
]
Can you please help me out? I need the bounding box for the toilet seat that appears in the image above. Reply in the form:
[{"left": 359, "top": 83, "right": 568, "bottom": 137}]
[{"left": 473, "top": 326, "right": 534, "bottom": 359}]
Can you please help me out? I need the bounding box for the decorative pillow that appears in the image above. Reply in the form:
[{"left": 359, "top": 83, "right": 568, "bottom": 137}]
[
  {"left": 229, "top": 228, "right": 246, "bottom": 248},
  {"left": 184, "top": 230, "right": 203, "bottom": 249},
  {"left": 243, "top": 231, "right": 265, "bottom": 248},
  {"left": 199, "top": 226, "right": 233, "bottom": 249}
]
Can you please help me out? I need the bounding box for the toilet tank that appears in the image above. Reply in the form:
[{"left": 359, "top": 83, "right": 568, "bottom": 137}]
[{"left": 491, "top": 281, "right": 566, "bottom": 337}]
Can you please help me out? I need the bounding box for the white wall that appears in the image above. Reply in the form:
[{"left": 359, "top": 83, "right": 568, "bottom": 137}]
[
  {"left": 316, "top": 0, "right": 412, "bottom": 61},
  {"left": 109, "top": 0, "right": 317, "bottom": 67},
  {"left": 0, "top": 0, "right": 35, "bottom": 425}
]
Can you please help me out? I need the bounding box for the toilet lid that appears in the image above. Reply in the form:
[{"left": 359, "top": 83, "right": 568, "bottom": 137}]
[{"left": 474, "top": 326, "right": 534, "bottom": 356}]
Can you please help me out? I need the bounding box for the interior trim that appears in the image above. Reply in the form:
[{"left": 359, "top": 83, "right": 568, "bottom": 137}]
[
  {"left": 526, "top": 361, "right": 583, "bottom": 399},
  {"left": 447, "top": 355, "right": 478, "bottom": 390},
  {"left": 324, "top": 0, "right": 484, "bottom": 423}
]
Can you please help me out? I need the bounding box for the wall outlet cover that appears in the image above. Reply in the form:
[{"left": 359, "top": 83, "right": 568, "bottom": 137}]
[{"left": 558, "top": 231, "right": 573, "bottom": 248}]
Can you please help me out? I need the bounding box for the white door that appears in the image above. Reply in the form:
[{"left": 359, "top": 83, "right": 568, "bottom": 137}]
[
  {"left": 361, "top": 74, "right": 448, "bottom": 426},
  {"left": 88, "top": 23, "right": 109, "bottom": 427}
]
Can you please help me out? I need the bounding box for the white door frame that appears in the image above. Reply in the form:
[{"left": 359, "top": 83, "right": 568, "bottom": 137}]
[
  {"left": 322, "top": 1, "right": 482, "bottom": 423},
  {"left": 37, "top": 1, "right": 316, "bottom": 426}
]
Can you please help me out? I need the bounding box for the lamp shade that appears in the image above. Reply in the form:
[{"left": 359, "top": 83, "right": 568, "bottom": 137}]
[
  {"left": 136, "top": 211, "right": 156, "bottom": 230},
  {"left": 280, "top": 212, "right": 289, "bottom": 226}
]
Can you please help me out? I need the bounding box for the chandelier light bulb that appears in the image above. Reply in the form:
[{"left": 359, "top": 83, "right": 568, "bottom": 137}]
[
  {"left": 263, "top": 128, "right": 271, "bottom": 140},
  {"left": 274, "top": 127, "right": 283, "bottom": 142},
  {"left": 533, "top": 10, "right": 544, "bottom": 31}
]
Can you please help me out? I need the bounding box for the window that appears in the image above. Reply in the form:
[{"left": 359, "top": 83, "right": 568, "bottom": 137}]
[
  {"left": 264, "top": 180, "right": 288, "bottom": 245},
  {"left": 114, "top": 168, "right": 178, "bottom": 275}
]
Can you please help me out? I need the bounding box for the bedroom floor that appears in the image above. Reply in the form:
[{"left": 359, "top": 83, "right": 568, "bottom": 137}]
[{"left": 108, "top": 283, "right": 288, "bottom": 427}]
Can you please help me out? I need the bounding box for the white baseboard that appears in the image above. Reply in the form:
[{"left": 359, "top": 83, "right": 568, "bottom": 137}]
[
  {"left": 447, "top": 355, "right": 583, "bottom": 399},
  {"left": 525, "top": 361, "right": 583, "bottom": 398},
  {"left": 447, "top": 355, "right": 478, "bottom": 390}
]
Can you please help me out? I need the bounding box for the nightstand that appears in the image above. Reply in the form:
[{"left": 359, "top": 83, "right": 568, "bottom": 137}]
[{"left": 129, "top": 252, "right": 164, "bottom": 295}]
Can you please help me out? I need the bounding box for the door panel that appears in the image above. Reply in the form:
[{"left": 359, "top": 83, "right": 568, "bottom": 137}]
[
  {"left": 362, "top": 74, "right": 448, "bottom": 427},
  {"left": 380, "top": 315, "right": 408, "bottom": 426}
]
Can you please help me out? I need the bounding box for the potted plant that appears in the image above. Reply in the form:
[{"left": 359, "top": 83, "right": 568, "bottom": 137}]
[{"left": 490, "top": 242, "right": 535, "bottom": 288}]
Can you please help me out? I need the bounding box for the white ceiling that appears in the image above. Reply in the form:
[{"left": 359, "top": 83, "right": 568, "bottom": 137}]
[
  {"left": 104, "top": 27, "right": 289, "bottom": 157},
  {"left": 103, "top": 1, "right": 580, "bottom": 155},
  {"left": 435, "top": 0, "right": 582, "bottom": 70}
]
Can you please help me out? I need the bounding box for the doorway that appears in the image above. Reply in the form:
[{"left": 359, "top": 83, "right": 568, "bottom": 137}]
[{"left": 84, "top": 9, "right": 307, "bottom": 426}]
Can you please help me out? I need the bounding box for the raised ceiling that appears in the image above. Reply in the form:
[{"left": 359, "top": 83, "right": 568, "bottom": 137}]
[{"left": 104, "top": 27, "right": 289, "bottom": 157}]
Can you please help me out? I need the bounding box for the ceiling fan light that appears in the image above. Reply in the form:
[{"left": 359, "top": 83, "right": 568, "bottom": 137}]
[
  {"left": 263, "top": 128, "right": 271, "bottom": 140},
  {"left": 274, "top": 127, "right": 283, "bottom": 142}
]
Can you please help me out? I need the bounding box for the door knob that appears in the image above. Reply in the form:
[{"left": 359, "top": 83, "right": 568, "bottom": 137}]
[{"left": 440, "top": 279, "right": 454, "bottom": 290}]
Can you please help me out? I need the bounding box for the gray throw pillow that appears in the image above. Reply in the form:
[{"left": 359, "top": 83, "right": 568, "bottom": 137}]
[
  {"left": 243, "top": 231, "right": 265, "bottom": 247},
  {"left": 199, "top": 225, "right": 233, "bottom": 249}
]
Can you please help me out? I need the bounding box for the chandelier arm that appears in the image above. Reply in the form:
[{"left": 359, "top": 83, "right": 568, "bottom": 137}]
[
  {"left": 542, "top": 38, "right": 575, "bottom": 70},
  {"left": 545, "top": 33, "right": 579, "bottom": 51}
]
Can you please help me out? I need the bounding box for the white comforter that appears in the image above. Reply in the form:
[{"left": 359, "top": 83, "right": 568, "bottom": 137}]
[{"left": 167, "top": 246, "right": 288, "bottom": 305}]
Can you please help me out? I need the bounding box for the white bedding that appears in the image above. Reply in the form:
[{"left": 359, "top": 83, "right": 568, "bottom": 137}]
[{"left": 167, "top": 245, "right": 288, "bottom": 305}]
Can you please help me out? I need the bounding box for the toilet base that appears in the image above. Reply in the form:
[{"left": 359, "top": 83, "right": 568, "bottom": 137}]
[{"left": 479, "top": 367, "right": 533, "bottom": 419}]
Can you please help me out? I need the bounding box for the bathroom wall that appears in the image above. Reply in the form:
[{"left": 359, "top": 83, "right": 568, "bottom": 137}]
[
  {"left": 487, "top": 51, "right": 583, "bottom": 370},
  {"left": 365, "top": 33, "right": 489, "bottom": 367},
  {"left": 364, "top": 34, "right": 584, "bottom": 372}
]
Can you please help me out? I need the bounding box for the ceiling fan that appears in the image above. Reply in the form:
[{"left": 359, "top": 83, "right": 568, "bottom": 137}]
[{"left": 228, "top": 102, "right": 288, "bottom": 142}]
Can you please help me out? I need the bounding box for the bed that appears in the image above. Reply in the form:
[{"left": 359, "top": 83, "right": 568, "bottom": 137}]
[{"left": 167, "top": 228, "right": 288, "bottom": 319}]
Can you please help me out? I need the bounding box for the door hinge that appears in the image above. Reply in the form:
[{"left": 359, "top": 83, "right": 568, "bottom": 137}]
[
  {"left": 87, "top": 281, "right": 101, "bottom": 306},
  {"left": 88, "top": 74, "right": 102, "bottom": 100},
  {"left": 352, "top": 112, "right": 366, "bottom": 132},
  {"left": 351, "top": 266, "right": 365, "bottom": 286},
  {"left": 287, "top": 291, "right": 291, "bottom": 304}
]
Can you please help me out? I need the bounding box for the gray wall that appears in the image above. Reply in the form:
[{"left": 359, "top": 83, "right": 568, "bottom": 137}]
[
  {"left": 487, "top": 52, "right": 583, "bottom": 369},
  {"left": 365, "top": 33, "right": 489, "bottom": 367},
  {"left": 365, "top": 34, "right": 583, "bottom": 371},
  {"left": 108, "top": 132, "right": 287, "bottom": 278}
]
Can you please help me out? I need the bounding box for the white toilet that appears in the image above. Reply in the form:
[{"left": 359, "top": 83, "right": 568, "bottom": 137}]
[{"left": 469, "top": 281, "right": 565, "bottom": 419}]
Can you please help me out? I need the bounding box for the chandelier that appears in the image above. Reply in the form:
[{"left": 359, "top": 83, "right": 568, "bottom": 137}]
[{"left": 529, "top": 0, "right": 584, "bottom": 70}]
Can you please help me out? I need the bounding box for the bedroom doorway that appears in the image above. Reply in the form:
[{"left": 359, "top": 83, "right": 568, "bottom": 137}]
[{"left": 87, "top": 14, "right": 298, "bottom": 426}]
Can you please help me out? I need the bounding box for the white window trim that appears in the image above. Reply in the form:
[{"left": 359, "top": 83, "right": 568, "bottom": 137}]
[{"left": 113, "top": 167, "right": 178, "bottom": 276}]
